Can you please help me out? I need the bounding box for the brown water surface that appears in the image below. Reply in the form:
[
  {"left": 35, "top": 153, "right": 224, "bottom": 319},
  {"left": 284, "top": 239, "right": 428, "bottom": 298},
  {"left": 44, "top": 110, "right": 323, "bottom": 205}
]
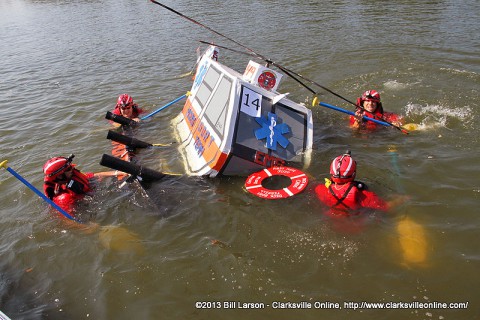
[{"left": 1, "top": 1, "right": 479, "bottom": 319}]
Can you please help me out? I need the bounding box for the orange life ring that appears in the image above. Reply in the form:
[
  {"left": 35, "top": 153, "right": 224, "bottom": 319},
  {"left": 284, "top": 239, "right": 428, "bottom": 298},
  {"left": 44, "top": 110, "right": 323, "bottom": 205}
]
[{"left": 245, "top": 166, "right": 309, "bottom": 199}]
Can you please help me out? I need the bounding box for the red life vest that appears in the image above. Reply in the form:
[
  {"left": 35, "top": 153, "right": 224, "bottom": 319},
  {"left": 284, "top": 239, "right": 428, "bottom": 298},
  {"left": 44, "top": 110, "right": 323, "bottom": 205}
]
[
  {"left": 315, "top": 180, "right": 389, "bottom": 215},
  {"left": 349, "top": 104, "right": 401, "bottom": 130},
  {"left": 328, "top": 182, "right": 360, "bottom": 210},
  {"left": 52, "top": 192, "right": 79, "bottom": 215},
  {"left": 315, "top": 181, "right": 360, "bottom": 212},
  {"left": 43, "top": 169, "right": 93, "bottom": 214},
  {"left": 64, "top": 169, "right": 92, "bottom": 194}
]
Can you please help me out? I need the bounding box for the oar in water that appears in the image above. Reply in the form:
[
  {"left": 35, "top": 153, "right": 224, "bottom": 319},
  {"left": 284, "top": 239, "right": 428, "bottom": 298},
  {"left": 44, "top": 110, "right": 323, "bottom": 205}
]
[
  {"left": 105, "top": 111, "right": 137, "bottom": 127},
  {"left": 178, "top": 47, "right": 202, "bottom": 78},
  {"left": 140, "top": 92, "right": 189, "bottom": 120},
  {"left": 0, "top": 160, "right": 143, "bottom": 254},
  {"left": 388, "top": 147, "right": 428, "bottom": 267},
  {"left": 396, "top": 216, "right": 428, "bottom": 267},
  {"left": 402, "top": 123, "right": 420, "bottom": 131},
  {"left": 98, "top": 225, "right": 145, "bottom": 255},
  {"left": 99, "top": 154, "right": 168, "bottom": 182},
  {"left": 105, "top": 93, "right": 189, "bottom": 127},
  {"left": 106, "top": 130, "right": 174, "bottom": 148},
  {"left": 195, "top": 40, "right": 414, "bottom": 134},
  {"left": 317, "top": 101, "right": 411, "bottom": 134},
  {"left": 1, "top": 160, "right": 81, "bottom": 222},
  {"left": 317, "top": 99, "right": 419, "bottom": 133}
]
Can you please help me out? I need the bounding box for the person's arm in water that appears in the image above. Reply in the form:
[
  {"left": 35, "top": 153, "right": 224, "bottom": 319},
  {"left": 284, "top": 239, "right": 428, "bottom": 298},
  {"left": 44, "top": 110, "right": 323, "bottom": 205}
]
[
  {"left": 93, "top": 171, "right": 129, "bottom": 180},
  {"left": 359, "top": 189, "right": 409, "bottom": 211},
  {"left": 350, "top": 108, "right": 364, "bottom": 129}
]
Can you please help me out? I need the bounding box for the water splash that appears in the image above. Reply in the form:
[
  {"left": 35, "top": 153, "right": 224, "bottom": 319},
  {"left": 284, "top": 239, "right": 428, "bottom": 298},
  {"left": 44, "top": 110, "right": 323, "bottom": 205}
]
[
  {"left": 439, "top": 67, "right": 479, "bottom": 78},
  {"left": 404, "top": 103, "right": 474, "bottom": 130},
  {"left": 384, "top": 80, "right": 415, "bottom": 90}
]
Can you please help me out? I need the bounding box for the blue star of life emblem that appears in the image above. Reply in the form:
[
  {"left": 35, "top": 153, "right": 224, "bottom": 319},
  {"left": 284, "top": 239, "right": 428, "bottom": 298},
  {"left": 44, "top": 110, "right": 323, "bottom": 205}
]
[{"left": 254, "top": 112, "right": 290, "bottom": 150}]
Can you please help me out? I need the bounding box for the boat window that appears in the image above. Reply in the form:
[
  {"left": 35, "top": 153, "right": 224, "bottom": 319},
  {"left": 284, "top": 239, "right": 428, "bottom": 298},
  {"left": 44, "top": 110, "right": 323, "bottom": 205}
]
[
  {"left": 203, "top": 76, "right": 232, "bottom": 137},
  {"left": 204, "top": 66, "right": 220, "bottom": 88},
  {"left": 195, "top": 66, "right": 221, "bottom": 107},
  {"left": 196, "top": 83, "right": 211, "bottom": 107}
]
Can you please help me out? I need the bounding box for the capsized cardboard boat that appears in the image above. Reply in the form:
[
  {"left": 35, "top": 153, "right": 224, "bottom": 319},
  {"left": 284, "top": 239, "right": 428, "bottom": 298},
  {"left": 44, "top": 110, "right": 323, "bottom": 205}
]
[{"left": 173, "top": 45, "right": 313, "bottom": 177}]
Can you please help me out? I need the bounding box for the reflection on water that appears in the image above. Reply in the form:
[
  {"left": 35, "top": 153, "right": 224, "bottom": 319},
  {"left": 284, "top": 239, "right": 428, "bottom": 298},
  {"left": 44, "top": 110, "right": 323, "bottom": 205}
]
[{"left": 1, "top": 0, "right": 479, "bottom": 319}]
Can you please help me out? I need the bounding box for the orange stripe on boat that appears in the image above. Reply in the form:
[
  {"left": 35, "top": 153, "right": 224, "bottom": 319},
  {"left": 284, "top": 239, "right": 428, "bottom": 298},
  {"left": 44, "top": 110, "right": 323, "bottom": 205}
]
[{"left": 182, "top": 99, "right": 228, "bottom": 172}]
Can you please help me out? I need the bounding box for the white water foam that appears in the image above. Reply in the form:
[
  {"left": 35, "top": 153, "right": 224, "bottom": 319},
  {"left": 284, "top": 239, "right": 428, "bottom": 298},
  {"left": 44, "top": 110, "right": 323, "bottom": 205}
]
[
  {"left": 404, "top": 103, "right": 473, "bottom": 130},
  {"left": 384, "top": 80, "right": 413, "bottom": 90}
]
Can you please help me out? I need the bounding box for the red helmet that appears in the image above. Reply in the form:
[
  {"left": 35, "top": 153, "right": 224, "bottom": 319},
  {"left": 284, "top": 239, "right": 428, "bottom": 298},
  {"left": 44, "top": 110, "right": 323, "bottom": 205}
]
[
  {"left": 43, "top": 155, "right": 75, "bottom": 180},
  {"left": 330, "top": 152, "right": 356, "bottom": 184},
  {"left": 361, "top": 90, "right": 381, "bottom": 103},
  {"left": 116, "top": 94, "right": 133, "bottom": 107}
]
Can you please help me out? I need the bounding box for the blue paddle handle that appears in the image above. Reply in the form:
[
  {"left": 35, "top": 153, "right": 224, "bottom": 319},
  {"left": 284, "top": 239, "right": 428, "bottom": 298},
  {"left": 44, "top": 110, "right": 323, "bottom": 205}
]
[
  {"left": 5, "top": 166, "right": 81, "bottom": 222},
  {"left": 319, "top": 102, "right": 393, "bottom": 127},
  {"left": 140, "top": 93, "right": 187, "bottom": 120}
]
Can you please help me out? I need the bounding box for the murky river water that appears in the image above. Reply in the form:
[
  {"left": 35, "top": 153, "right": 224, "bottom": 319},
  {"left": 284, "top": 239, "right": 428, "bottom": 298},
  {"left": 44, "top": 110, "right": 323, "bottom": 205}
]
[{"left": 1, "top": 1, "right": 479, "bottom": 319}]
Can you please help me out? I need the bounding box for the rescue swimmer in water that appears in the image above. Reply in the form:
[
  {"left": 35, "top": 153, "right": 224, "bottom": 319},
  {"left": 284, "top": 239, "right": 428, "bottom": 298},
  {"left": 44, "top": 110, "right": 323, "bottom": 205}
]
[
  {"left": 43, "top": 154, "right": 118, "bottom": 215},
  {"left": 109, "top": 94, "right": 145, "bottom": 163},
  {"left": 315, "top": 151, "right": 408, "bottom": 215},
  {"left": 350, "top": 90, "right": 403, "bottom": 131},
  {"left": 110, "top": 94, "right": 144, "bottom": 128}
]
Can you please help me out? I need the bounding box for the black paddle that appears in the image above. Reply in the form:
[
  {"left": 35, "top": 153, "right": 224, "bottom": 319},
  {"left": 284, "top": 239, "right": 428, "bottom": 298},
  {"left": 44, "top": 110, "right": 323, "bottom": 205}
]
[
  {"left": 106, "top": 130, "right": 174, "bottom": 148},
  {"left": 99, "top": 154, "right": 167, "bottom": 182},
  {"left": 105, "top": 111, "right": 137, "bottom": 127}
]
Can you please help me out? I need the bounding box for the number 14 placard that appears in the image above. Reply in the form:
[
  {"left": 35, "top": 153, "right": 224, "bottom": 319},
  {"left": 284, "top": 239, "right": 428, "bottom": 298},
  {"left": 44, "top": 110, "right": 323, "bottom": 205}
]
[{"left": 240, "top": 87, "right": 262, "bottom": 118}]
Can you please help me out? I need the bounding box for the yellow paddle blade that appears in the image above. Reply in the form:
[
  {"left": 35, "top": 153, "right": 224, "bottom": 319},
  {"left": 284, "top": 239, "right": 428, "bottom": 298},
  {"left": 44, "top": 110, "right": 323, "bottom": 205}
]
[
  {"left": 177, "top": 71, "right": 194, "bottom": 78},
  {"left": 396, "top": 216, "right": 428, "bottom": 267},
  {"left": 387, "top": 145, "right": 398, "bottom": 153},
  {"left": 402, "top": 123, "right": 419, "bottom": 131},
  {"left": 152, "top": 143, "right": 173, "bottom": 147},
  {"left": 312, "top": 96, "right": 319, "bottom": 107},
  {"left": 99, "top": 225, "right": 144, "bottom": 255},
  {"left": 0, "top": 160, "right": 8, "bottom": 169}
]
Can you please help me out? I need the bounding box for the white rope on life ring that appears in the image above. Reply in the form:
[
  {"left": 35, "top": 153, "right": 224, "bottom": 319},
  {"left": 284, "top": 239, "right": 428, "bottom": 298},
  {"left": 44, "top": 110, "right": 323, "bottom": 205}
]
[{"left": 245, "top": 166, "right": 309, "bottom": 199}]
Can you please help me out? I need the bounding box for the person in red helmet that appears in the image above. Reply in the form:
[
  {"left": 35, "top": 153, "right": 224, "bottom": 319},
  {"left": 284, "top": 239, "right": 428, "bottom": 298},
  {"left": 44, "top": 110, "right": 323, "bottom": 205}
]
[
  {"left": 315, "top": 151, "right": 406, "bottom": 215},
  {"left": 43, "top": 155, "right": 117, "bottom": 215},
  {"left": 350, "top": 90, "right": 403, "bottom": 130},
  {"left": 110, "top": 94, "right": 145, "bottom": 161},
  {"left": 111, "top": 94, "right": 144, "bottom": 128}
]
